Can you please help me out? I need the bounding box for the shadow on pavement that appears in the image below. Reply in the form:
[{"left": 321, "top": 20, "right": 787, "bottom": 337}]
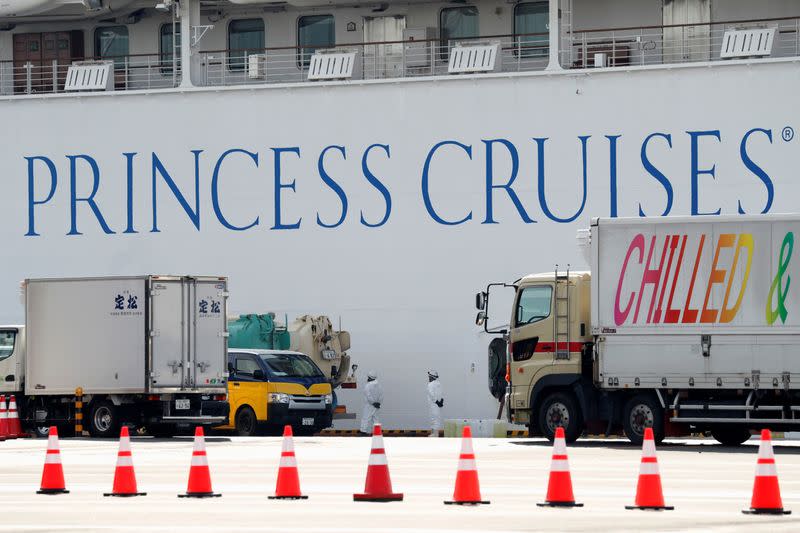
[{"left": 510, "top": 438, "right": 800, "bottom": 454}]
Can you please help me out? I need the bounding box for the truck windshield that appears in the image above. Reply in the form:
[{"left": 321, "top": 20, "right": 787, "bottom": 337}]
[
  {"left": 260, "top": 353, "right": 325, "bottom": 378},
  {"left": 516, "top": 285, "right": 552, "bottom": 325},
  {"left": 0, "top": 331, "right": 15, "bottom": 362}
]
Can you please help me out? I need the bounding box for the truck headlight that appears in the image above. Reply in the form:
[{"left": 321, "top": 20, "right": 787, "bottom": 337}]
[
  {"left": 324, "top": 394, "right": 333, "bottom": 405},
  {"left": 268, "top": 393, "right": 290, "bottom": 404}
]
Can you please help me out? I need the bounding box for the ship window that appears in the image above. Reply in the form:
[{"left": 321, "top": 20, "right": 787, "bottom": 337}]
[
  {"left": 515, "top": 285, "right": 552, "bottom": 326},
  {"left": 228, "top": 18, "right": 265, "bottom": 71},
  {"left": 0, "top": 331, "right": 15, "bottom": 362},
  {"left": 440, "top": 6, "right": 479, "bottom": 59},
  {"left": 298, "top": 15, "right": 335, "bottom": 68},
  {"left": 94, "top": 26, "right": 129, "bottom": 66},
  {"left": 514, "top": 2, "right": 548, "bottom": 58},
  {"left": 160, "top": 23, "right": 181, "bottom": 73}
]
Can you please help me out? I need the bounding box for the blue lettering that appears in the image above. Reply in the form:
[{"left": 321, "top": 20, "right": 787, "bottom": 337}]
[
  {"left": 535, "top": 136, "right": 589, "bottom": 223},
  {"left": 639, "top": 133, "right": 674, "bottom": 217},
  {"left": 123, "top": 152, "right": 137, "bottom": 234},
  {"left": 738, "top": 128, "right": 774, "bottom": 215},
  {"left": 607, "top": 135, "right": 621, "bottom": 218},
  {"left": 67, "top": 155, "right": 114, "bottom": 236},
  {"left": 212, "top": 149, "right": 260, "bottom": 231},
  {"left": 271, "top": 147, "right": 302, "bottom": 230},
  {"left": 482, "top": 139, "right": 533, "bottom": 224},
  {"left": 317, "top": 145, "right": 349, "bottom": 229},
  {"left": 151, "top": 151, "right": 202, "bottom": 232},
  {"left": 688, "top": 130, "right": 721, "bottom": 216},
  {"left": 421, "top": 141, "right": 472, "bottom": 226},
  {"left": 25, "top": 156, "right": 58, "bottom": 237},
  {"left": 360, "top": 143, "right": 392, "bottom": 228}
]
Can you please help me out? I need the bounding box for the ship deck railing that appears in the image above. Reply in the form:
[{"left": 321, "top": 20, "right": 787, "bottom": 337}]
[{"left": 0, "top": 14, "right": 797, "bottom": 97}]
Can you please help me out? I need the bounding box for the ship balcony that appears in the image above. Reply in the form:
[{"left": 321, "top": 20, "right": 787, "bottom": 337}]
[{"left": 0, "top": 14, "right": 798, "bottom": 97}]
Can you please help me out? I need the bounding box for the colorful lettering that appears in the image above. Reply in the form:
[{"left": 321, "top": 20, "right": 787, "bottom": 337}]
[{"left": 614, "top": 234, "right": 644, "bottom": 326}]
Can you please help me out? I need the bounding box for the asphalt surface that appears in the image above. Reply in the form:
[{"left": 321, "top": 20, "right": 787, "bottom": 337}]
[{"left": 1, "top": 435, "right": 799, "bottom": 532}]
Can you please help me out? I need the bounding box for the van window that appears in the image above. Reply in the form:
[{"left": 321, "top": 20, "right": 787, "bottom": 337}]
[
  {"left": 260, "top": 353, "right": 324, "bottom": 378},
  {"left": 515, "top": 285, "right": 552, "bottom": 326},
  {"left": 0, "top": 331, "right": 15, "bottom": 362},
  {"left": 235, "top": 355, "right": 261, "bottom": 375}
]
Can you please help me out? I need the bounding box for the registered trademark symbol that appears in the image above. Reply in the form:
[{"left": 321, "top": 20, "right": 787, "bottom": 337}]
[{"left": 782, "top": 126, "right": 794, "bottom": 142}]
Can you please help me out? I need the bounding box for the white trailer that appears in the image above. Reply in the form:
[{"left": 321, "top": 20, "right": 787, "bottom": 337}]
[
  {"left": 478, "top": 214, "right": 800, "bottom": 445},
  {"left": 0, "top": 275, "right": 230, "bottom": 437},
  {"left": 592, "top": 214, "right": 800, "bottom": 440}
]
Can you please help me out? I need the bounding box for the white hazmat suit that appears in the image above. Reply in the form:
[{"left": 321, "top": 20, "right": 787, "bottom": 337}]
[
  {"left": 360, "top": 374, "right": 384, "bottom": 434},
  {"left": 427, "top": 374, "right": 443, "bottom": 436}
]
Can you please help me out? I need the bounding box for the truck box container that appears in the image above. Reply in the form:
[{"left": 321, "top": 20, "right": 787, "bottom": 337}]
[
  {"left": 25, "top": 275, "right": 228, "bottom": 396},
  {"left": 591, "top": 214, "right": 800, "bottom": 390}
]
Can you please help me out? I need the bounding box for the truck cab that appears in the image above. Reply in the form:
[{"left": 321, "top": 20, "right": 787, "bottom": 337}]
[
  {"left": 0, "top": 327, "right": 22, "bottom": 394},
  {"left": 478, "top": 269, "right": 595, "bottom": 442},
  {"left": 221, "top": 349, "right": 333, "bottom": 436}
]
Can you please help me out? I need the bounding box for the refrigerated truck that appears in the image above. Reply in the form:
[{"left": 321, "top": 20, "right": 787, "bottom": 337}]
[
  {"left": 477, "top": 214, "right": 800, "bottom": 445},
  {"left": 0, "top": 276, "right": 230, "bottom": 437}
]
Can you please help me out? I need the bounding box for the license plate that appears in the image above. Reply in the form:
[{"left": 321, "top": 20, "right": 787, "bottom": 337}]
[
  {"left": 175, "top": 399, "right": 190, "bottom": 410},
  {"left": 302, "top": 418, "right": 314, "bottom": 426}
]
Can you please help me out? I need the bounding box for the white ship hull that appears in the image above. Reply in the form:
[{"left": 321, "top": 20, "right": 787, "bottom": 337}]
[{"left": 1, "top": 59, "right": 798, "bottom": 427}]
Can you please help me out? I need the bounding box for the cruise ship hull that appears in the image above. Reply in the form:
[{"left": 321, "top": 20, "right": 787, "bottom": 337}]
[{"left": 1, "top": 60, "right": 798, "bottom": 427}]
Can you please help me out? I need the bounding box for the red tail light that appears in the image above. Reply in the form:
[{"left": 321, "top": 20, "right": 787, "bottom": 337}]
[
  {"left": 147, "top": 395, "right": 160, "bottom": 401},
  {"left": 213, "top": 394, "right": 227, "bottom": 401}
]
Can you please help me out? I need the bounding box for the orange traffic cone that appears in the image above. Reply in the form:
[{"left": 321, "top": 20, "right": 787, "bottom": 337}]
[
  {"left": 178, "top": 427, "right": 221, "bottom": 498},
  {"left": 743, "top": 429, "right": 791, "bottom": 515},
  {"left": 269, "top": 425, "right": 308, "bottom": 500},
  {"left": 444, "top": 425, "right": 490, "bottom": 505},
  {"left": 353, "top": 424, "right": 403, "bottom": 502},
  {"left": 0, "top": 394, "right": 8, "bottom": 441},
  {"left": 7, "top": 395, "right": 21, "bottom": 438},
  {"left": 104, "top": 426, "right": 146, "bottom": 497},
  {"left": 537, "top": 427, "right": 582, "bottom": 507},
  {"left": 626, "top": 427, "right": 673, "bottom": 510},
  {"left": 37, "top": 426, "right": 69, "bottom": 494}
]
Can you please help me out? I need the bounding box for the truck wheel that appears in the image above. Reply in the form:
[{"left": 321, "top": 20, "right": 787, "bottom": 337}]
[
  {"left": 623, "top": 394, "right": 664, "bottom": 445},
  {"left": 711, "top": 427, "right": 752, "bottom": 446},
  {"left": 235, "top": 406, "right": 258, "bottom": 437},
  {"left": 538, "top": 392, "right": 583, "bottom": 443},
  {"left": 32, "top": 425, "right": 51, "bottom": 439},
  {"left": 89, "top": 400, "right": 120, "bottom": 438}
]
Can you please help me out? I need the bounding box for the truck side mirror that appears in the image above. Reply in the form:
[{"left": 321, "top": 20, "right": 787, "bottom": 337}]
[
  {"left": 475, "top": 291, "right": 486, "bottom": 310},
  {"left": 253, "top": 369, "right": 266, "bottom": 380},
  {"left": 227, "top": 362, "right": 235, "bottom": 374},
  {"left": 475, "top": 311, "right": 486, "bottom": 327}
]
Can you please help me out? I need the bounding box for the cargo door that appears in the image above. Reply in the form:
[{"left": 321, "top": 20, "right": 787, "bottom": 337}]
[
  {"left": 190, "top": 278, "right": 228, "bottom": 390},
  {"left": 149, "top": 279, "right": 189, "bottom": 390}
]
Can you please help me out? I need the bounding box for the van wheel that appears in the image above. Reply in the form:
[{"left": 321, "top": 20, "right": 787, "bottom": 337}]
[
  {"left": 623, "top": 394, "right": 664, "bottom": 445},
  {"left": 538, "top": 392, "right": 583, "bottom": 443},
  {"left": 711, "top": 427, "right": 751, "bottom": 446},
  {"left": 235, "top": 406, "right": 258, "bottom": 437},
  {"left": 89, "top": 400, "right": 120, "bottom": 438}
]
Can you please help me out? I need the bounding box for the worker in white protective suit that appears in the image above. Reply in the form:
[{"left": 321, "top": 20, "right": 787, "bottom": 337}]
[
  {"left": 360, "top": 371, "right": 383, "bottom": 435},
  {"left": 427, "top": 371, "right": 443, "bottom": 437}
]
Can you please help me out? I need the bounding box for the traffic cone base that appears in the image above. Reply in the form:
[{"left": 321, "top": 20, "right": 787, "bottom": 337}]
[
  {"left": 536, "top": 501, "right": 583, "bottom": 508},
  {"left": 105, "top": 491, "right": 147, "bottom": 497},
  {"left": 178, "top": 492, "right": 221, "bottom": 499},
  {"left": 37, "top": 488, "right": 69, "bottom": 495},
  {"left": 625, "top": 504, "right": 674, "bottom": 511},
  {"left": 444, "top": 498, "right": 489, "bottom": 505},
  {"left": 742, "top": 508, "right": 791, "bottom": 515},
  {"left": 353, "top": 424, "right": 403, "bottom": 502},
  {"left": 269, "top": 495, "right": 309, "bottom": 500}
]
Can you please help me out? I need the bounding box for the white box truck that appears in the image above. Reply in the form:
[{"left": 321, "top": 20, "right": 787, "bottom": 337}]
[
  {"left": 0, "top": 275, "right": 230, "bottom": 437},
  {"left": 477, "top": 214, "right": 800, "bottom": 445}
]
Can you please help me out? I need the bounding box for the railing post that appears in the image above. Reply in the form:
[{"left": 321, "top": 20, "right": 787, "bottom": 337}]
[
  {"left": 546, "top": 0, "right": 562, "bottom": 71},
  {"left": 582, "top": 35, "right": 587, "bottom": 68},
  {"left": 25, "top": 62, "right": 32, "bottom": 94}
]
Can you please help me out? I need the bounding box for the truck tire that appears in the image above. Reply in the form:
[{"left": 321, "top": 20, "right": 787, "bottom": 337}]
[
  {"left": 623, "top": 394, "right": 664, "bottom": 445},
  {"left": 537, "top": 392, "right": 583, "bottom": 443},
  {"left": 235, "top": 406, "right": 258, "bottom": 437},
  {"left": 88, "top": 400, "right": 120, "bottom": 438},
  {"left": 711, "top": 427, "right": 752, "bottom": 446}
]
